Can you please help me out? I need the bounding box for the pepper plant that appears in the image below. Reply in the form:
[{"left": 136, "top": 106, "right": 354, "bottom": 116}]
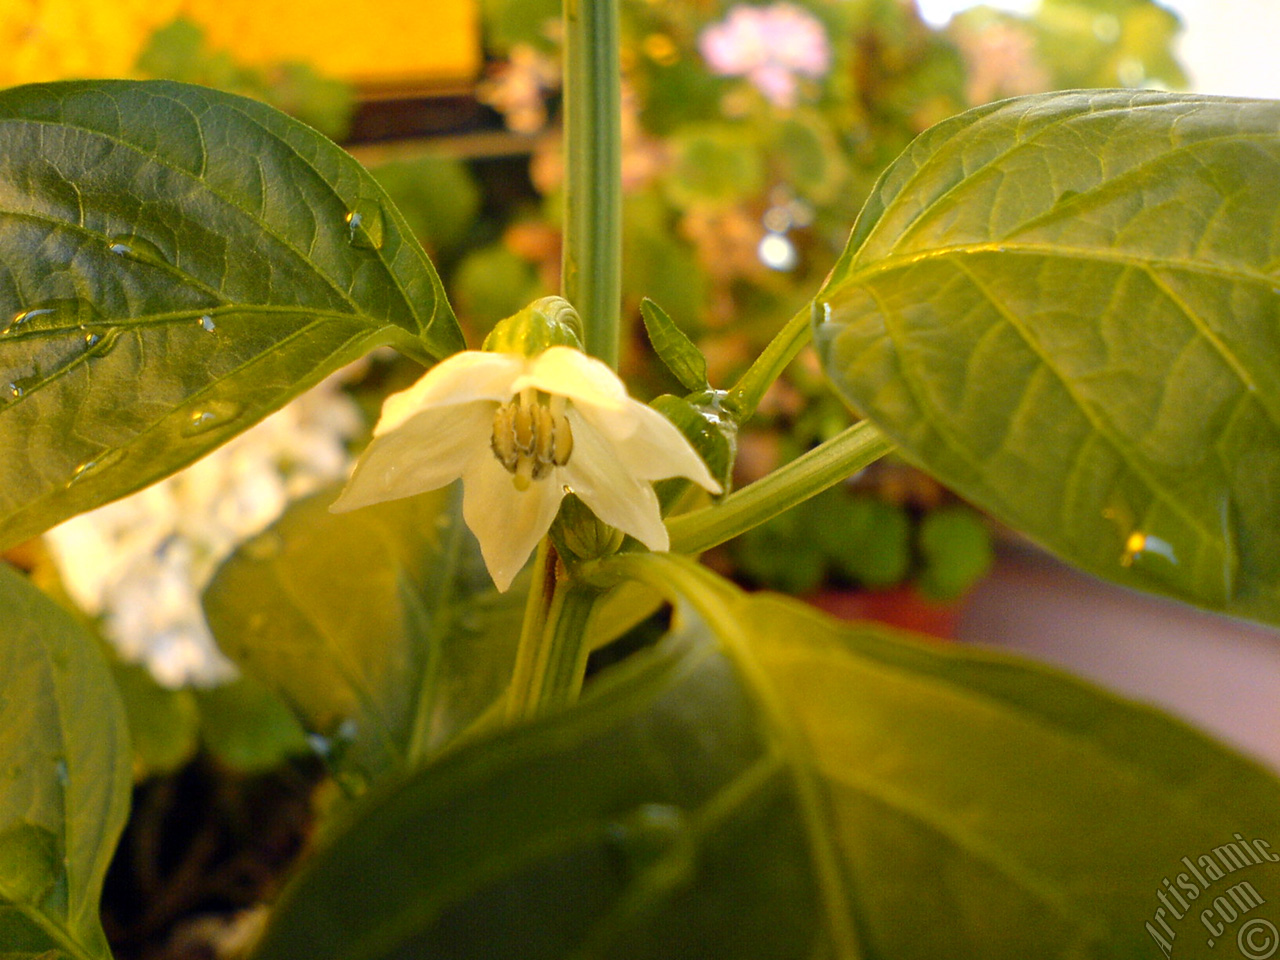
[{"left": 2, "top": 1, "right": 1280, "bottom": 957}]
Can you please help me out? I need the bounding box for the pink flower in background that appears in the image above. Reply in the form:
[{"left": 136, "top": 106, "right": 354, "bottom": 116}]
[{"left": 699, "top": 3, "right": 831, "bottom": 108}]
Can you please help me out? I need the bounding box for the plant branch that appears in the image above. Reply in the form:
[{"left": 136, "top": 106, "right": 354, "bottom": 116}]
[
  {"left": 666, "top": 420, "right": 895, "bottom": 554},
  {"left": 727, "top": 302, "right": 814, "bottom": 419},
  {"left": 562, "top": 0, "right": 622, "bottom": 367}
]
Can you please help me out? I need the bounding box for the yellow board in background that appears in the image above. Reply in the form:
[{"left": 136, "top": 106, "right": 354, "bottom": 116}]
[{"left": 0, "top": 0, "right": 480, "bottom": 90}]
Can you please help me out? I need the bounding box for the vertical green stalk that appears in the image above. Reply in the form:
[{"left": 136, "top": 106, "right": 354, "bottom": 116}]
[
  {"left": 562, "top": 0, "right": 622, "bottom": 367},
  {"left": 506, "top": 539, "right": 558, "bottom": 722}
]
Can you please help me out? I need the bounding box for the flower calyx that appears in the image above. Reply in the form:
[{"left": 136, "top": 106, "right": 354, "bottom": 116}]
[{"left": 483, "top": 295, "right": 584, "bottom": 357}]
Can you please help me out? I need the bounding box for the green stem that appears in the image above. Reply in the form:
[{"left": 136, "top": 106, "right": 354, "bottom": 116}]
[
  {"left": 530, "top": 581, "right": 601, "bottom": 714},
  {"left": 727, "top": 302, "right": 814, "bottom": 419},
  {"left": 505, "top": 539, "right": 558, "bottom": 722},
  {"left": 505, "top": 542, "right": 602, "bottom": 721},
  {"left": 666, "top": 420, "right": 895, "bottom": 554},
  {"left": 562, "top": 0, "right": 622, "bottom": 367}
]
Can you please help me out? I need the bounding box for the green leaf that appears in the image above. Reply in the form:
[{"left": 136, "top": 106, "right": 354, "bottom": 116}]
[
  {"left": 203, "top": 484, "right": 525, "bottom": 792},
  {"left": 109, "top": 661, "right": 200, "bottom": 777},
  {"left": 815, "top": 91, "right": 1280, "bottom": 625},
  {"left": 194, "top": 677, "right": 309, "bottom": 774},
  {"left": 0, "top": 79, "right": 464, "bottom": 551},
  {"left": 0, "top": 564, "right": 131, "bottom": 960},
  {"left": 650, "top": 390, "right": 737, "bottom": 507},
  {"left": 639, "top": 299, "right": 708, "bottom": 393},
  {"left": 248, "top": 562, "right": 1280, "bottom": 959}
]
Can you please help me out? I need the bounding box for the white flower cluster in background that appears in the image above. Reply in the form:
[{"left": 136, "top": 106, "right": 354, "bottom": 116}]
[{"left": 44, "top": 375, "right": 365, "bottom": 688}]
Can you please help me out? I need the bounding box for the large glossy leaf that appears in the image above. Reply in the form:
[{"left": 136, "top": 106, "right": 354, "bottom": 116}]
[
  {"left": 0, "top": 80, "right": 464, "bottom": 551},
  {"left": 0, "top": 564, "right": 131, "bottom": 960},
  {"left": 813, "top": 91, "right": 1280, "bottom": 624},
  {"left": 249, "top": 563, "right": 1280, "bottom": 959},
  {"left": 203, "top": 484, "right": 525, "bottom": 792}
]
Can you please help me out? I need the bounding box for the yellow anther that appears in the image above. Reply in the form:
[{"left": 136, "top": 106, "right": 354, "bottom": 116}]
[{"left": 490, "top": 390, "right": 574, "bottom": 488}]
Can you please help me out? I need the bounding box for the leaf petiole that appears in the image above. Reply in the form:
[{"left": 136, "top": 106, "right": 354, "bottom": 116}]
[{"left": 666, "top": 419, "right": 894, "bottom": 554}]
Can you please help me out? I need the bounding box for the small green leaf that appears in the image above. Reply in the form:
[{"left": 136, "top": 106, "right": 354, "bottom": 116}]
[
  {"left": 639, "top": 298, "right": 708, "bottom": 393},
  {"left": 815, "top": 91, "right": 1280, "bottom": 625},
  {"left": 651, "top": 391, "right": 737, "bottom": 507},
  {"left": 247, "top": 564, "right": 1280, "bottom": 959},
  {"left": 0, "top": 564, "right": 130, "bottom": 960},
  {"left": 203, "top": 484, "right": 525, "bottom": 791},
  {"left": 0, "top": 79, "right": 464, "bottom": 551}
]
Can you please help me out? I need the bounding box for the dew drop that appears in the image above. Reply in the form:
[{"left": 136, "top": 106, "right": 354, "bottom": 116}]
[
  {"left": 1121, "top": 531, "right": 1178, "bottom": 568},
  {"left": 4, "top": 298, "right": 102, "bottom": 336},
  {"left": 65, "top": 449, "right": 127, "bottom": 488},
  {"left": 2, "top": 306, "right": 55, "bottom": 336},
  {"left": 345, "top": 199, "right": 385, "bottom": 250},
  {"left": 107, "top": 234, "right": 169, "bottom": 267},
  {"left": 181, "top": 400, "right": 244, "bottom": 437},
  {"left": 83, "top": 328, "right": 120, "bottom": 358},
  {"left": 7, "top": 376, "right": 39, "bottom": 400}
]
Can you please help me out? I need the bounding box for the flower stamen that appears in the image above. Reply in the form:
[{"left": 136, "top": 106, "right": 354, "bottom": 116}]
[{"left": 491, "top": 390, "right": 573, "bottom": 490}]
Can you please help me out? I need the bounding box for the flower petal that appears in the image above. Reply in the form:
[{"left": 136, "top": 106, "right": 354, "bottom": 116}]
[
  {"left": 561, "top": 410, "right": 669, "bottom": 551},
  {"left": 461, "top": 456, "right": 566, "bottom": 592},
  {"left": 331, "top": 403, "right": 493, "bottom": 512},
  {"left": 516, "top": 346, "right": 629, "bottom": 414},
  {"left": 376, "top": 352, "right": 521, "bottom": 436},
  {"left": 571, "top": 398, "right": 722, "bottom": 491}
]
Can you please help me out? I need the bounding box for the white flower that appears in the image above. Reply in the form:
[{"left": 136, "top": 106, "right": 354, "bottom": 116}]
[{"left": 331, "top": 347, "right": 722, "bottom": 591}]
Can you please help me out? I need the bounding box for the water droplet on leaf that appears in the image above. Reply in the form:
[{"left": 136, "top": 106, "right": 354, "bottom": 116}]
[
  {"left": 3, "top": 298, "right": 103, "bottom": 336},
  {"left": 1121, "top": 531, "right": 1178, "bottom": 568},
  {"left": 3, "top": 307, "right": 55, "bottom": 336},
  {"left": 181, "top": 400, "right": 243, "bottom": 437},
  {"left": 345, "top": 199, "right": 385, "bottom": 250},
  {"left": 107, "top": 234, "right": 169, "bottom": 267},
  {"left": 65, "top": 448, "right": 127, "bottom": 488}
]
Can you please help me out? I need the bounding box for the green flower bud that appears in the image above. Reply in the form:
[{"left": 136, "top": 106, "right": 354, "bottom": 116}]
[
  {"left": 483, "top": 296, "right": 585, "bottom": 357},
  {"left": 553, "top": 493, "right": 625, "bottom": 563}
]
